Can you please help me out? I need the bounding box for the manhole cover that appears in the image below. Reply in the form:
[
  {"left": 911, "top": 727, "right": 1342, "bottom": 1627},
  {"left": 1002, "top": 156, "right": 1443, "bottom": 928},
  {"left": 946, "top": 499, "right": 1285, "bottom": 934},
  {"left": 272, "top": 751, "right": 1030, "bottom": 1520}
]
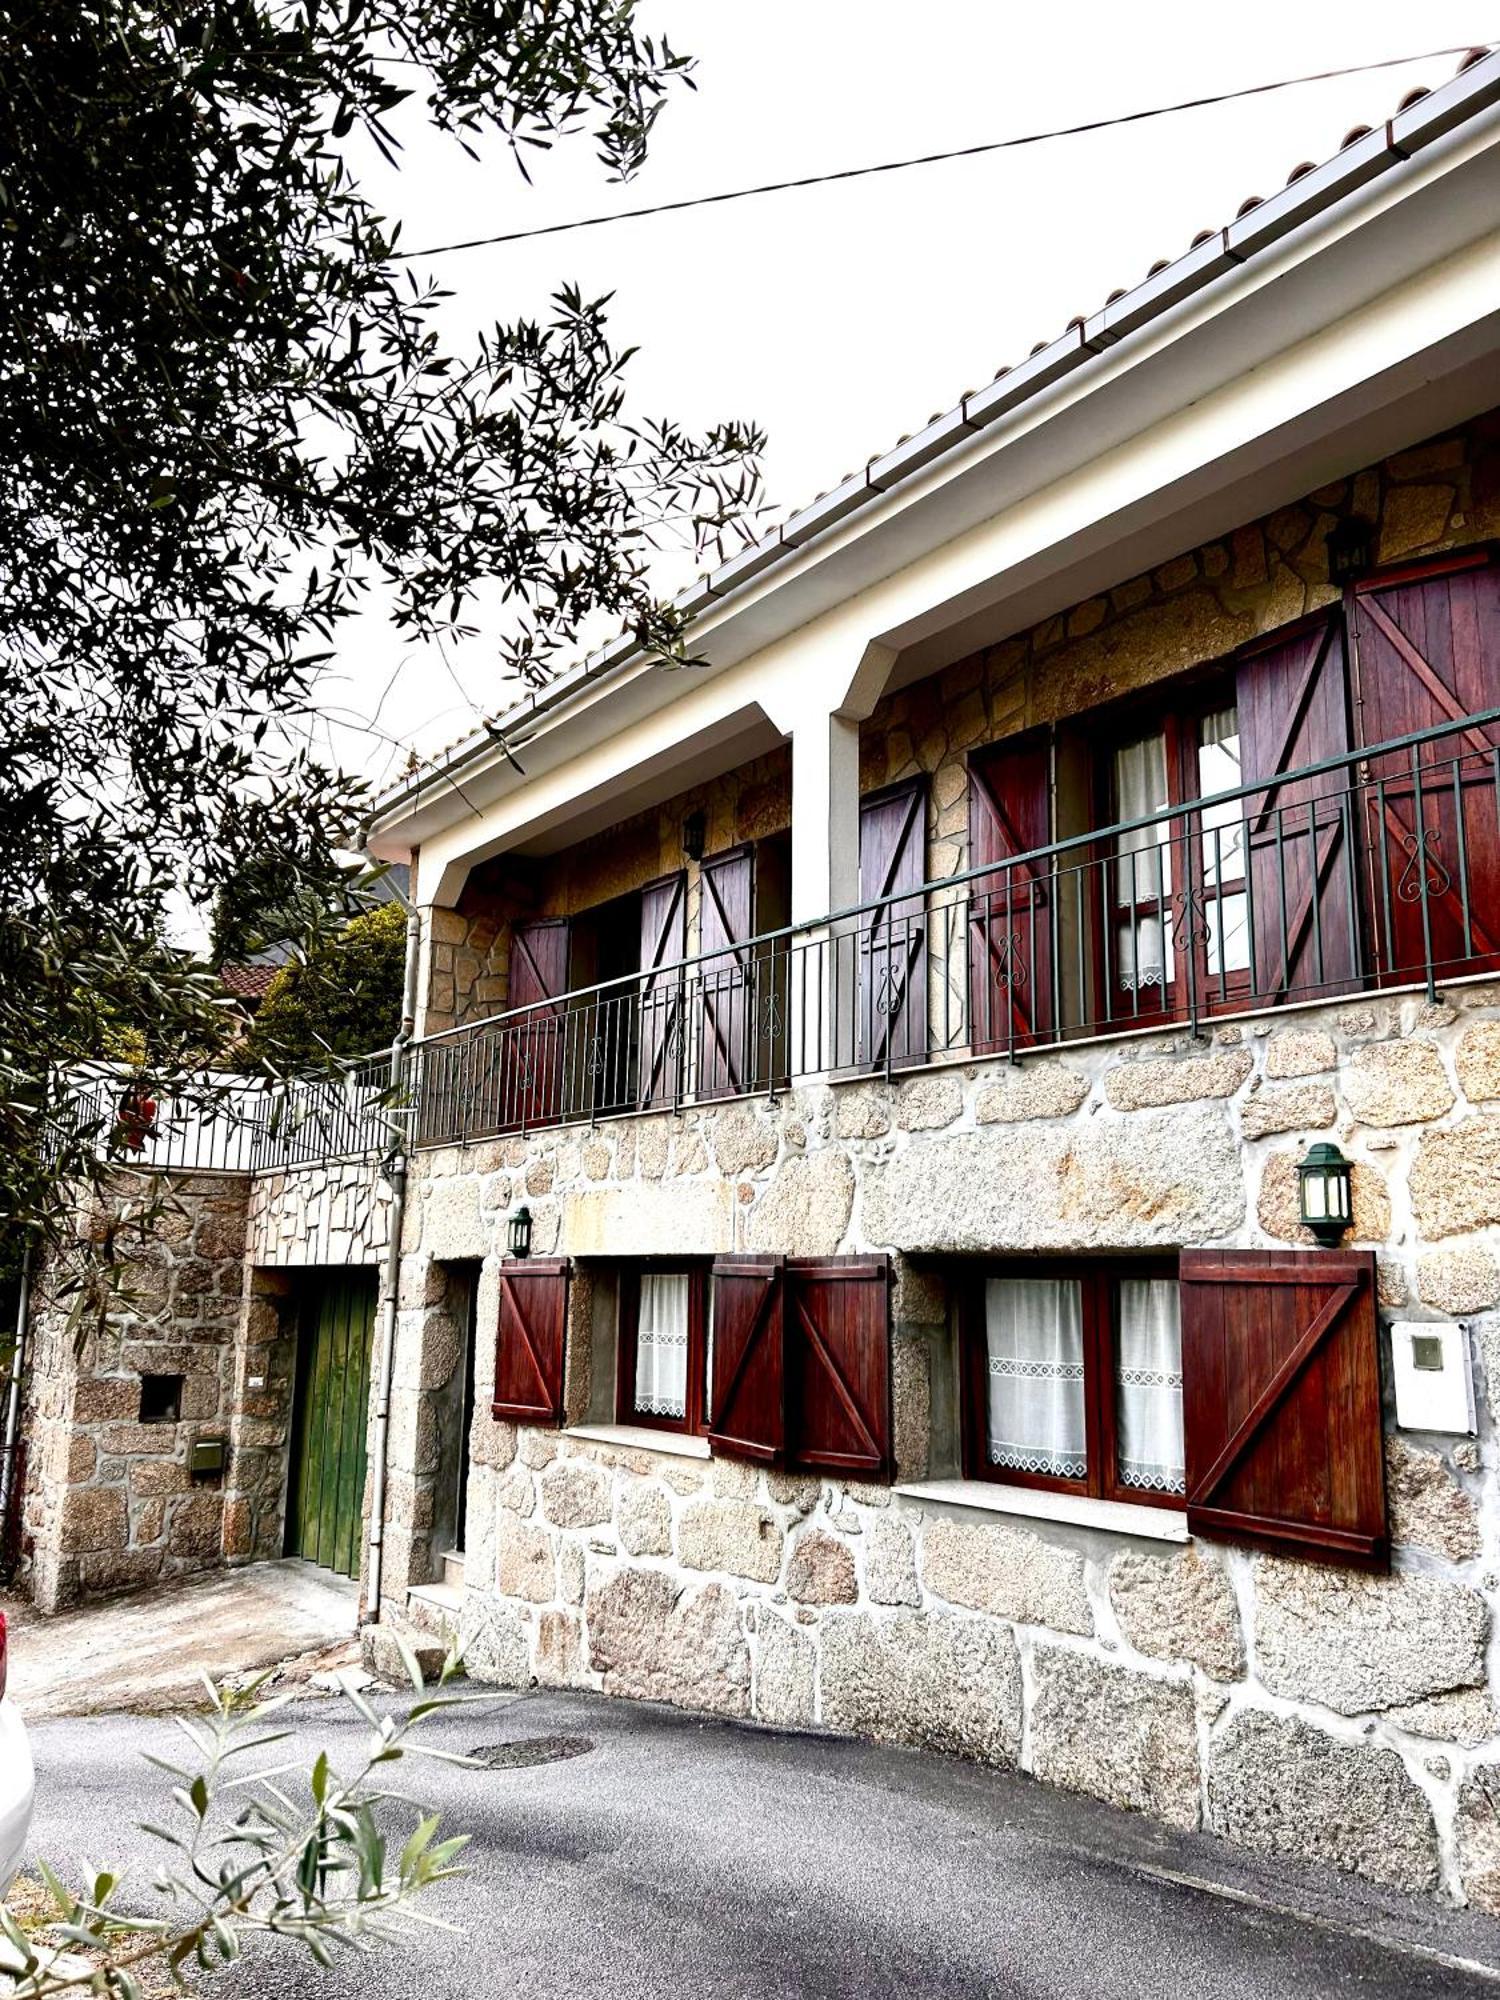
[{"left": 468, "top": 1735, "right": 595, "bottom": 1769}]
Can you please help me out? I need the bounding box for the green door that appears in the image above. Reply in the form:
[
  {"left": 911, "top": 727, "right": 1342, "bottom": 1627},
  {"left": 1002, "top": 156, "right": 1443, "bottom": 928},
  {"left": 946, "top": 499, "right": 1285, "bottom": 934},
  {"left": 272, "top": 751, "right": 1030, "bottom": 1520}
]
[{"left": 287, "top": 1271, "right": 377, "bottom": 1578}]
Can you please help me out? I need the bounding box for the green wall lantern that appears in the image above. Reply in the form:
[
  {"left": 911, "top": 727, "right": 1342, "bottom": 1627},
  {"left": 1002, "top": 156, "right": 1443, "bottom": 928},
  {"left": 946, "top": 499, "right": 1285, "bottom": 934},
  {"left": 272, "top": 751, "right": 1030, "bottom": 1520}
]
[
  {"left": 1297, "top": 1142, "right": 1353, "bottom": 1248},
  {"left": 507, "top": 1204, "right": 533, "bottom": 1259}
]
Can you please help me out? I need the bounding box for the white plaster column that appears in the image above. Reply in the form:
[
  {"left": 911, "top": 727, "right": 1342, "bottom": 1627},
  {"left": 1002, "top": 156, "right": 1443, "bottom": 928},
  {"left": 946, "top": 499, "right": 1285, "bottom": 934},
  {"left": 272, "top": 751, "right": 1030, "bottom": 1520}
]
[{"left": 790, "top": 708, "right": 862, "bottom": 923}]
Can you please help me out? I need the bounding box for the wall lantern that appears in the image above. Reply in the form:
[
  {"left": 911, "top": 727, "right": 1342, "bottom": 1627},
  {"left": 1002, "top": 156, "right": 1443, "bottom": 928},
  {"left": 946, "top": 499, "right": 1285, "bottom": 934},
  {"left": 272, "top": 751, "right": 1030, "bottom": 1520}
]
[
  {"left": 507, "top": 1204, "right": 533, "bottom": 1260},
  {"left": 682, "top": 810, "right": 707, "bottom": 862},
  {"left": 1326, "top": 516, "right": 1374, "bottom": 585},
  {"left": 1297, "top": 1142, "right": 1353, "bottom": 1247}
]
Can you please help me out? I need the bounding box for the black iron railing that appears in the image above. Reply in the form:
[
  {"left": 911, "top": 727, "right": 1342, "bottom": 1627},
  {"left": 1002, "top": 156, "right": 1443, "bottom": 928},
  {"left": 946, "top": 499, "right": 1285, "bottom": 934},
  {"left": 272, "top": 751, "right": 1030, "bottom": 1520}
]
[{"left": 410, "top": 708, "right": 1500, "bottom": 1146}]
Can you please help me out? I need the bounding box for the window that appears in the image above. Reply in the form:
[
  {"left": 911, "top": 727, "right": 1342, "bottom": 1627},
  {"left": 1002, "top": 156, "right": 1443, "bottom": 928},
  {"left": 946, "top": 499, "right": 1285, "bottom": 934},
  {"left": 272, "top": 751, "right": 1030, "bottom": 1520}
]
[
  {"left": 616, "top": 1264, "right": 711, "bottom": 1435},
  {"left": 962, "top": 1262, "right": 1184, "bottom": 1507},
  {"left": 1102, "top": 687, "right": 1250, "bottom": 1025}
]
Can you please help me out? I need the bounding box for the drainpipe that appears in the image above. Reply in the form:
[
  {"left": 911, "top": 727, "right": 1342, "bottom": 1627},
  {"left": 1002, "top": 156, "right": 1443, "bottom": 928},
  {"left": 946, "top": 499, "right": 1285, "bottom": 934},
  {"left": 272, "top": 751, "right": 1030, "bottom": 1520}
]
[
  {"left": 363, "top": 900, "right": 423, "bottom": 1627},
  {"left": 0, "top": 1244, "right": 34, "bottom": 1573}
]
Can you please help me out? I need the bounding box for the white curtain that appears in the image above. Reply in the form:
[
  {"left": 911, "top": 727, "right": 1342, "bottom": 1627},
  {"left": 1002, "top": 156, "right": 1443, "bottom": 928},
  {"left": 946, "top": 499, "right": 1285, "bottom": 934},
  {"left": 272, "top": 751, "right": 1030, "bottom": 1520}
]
[
  {"left": 633, "top": 1272, "right": 690, "bottom": 1419},
  {"left": 1114, "top": 732, "right": 1172, "bottom": 991},
  {"left": 984, "top": 1277, "right": 1086, "bottom": 1479},
  {"left": 1115, "top": 1278, "right": 1185, "bottom": 1495}
]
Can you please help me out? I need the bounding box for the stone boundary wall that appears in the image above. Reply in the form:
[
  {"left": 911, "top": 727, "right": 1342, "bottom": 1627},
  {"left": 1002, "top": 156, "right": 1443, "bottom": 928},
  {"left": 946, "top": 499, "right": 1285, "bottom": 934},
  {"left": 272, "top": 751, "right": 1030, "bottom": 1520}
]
[
  {"left": 22, "top": 1172, "right": 250, "bottom": 1611},
  {"left": 348, "top": 975, "right": 1500, "bottom": 1907}
]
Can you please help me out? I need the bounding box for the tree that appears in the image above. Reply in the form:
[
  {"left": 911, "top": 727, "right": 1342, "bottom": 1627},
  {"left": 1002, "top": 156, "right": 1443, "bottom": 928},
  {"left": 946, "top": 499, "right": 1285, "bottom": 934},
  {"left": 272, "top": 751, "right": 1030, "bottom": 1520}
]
[
  {"left": 0, "top": 0, "right": 764, "bottom": 1252},
  {"left": 1, "top": 1654, "right": 471, "bottom": 1999},
  {"left": 244, "top": 902, "right": 408, "bottom": 1066}
]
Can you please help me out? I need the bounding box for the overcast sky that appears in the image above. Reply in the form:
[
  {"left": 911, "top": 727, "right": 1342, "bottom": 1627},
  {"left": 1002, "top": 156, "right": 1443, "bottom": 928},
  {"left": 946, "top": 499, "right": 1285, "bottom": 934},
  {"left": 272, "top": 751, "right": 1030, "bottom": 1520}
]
[{"left": 314, "top": 2, "right": 1494, "bottom": 794}]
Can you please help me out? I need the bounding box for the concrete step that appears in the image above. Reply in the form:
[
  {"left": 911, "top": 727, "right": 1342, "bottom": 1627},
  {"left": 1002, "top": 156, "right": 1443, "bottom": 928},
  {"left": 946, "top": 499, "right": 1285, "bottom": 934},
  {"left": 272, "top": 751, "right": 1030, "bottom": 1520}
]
[{"left": 441, "top": 1549, "right": 466, "bottom": 1592}]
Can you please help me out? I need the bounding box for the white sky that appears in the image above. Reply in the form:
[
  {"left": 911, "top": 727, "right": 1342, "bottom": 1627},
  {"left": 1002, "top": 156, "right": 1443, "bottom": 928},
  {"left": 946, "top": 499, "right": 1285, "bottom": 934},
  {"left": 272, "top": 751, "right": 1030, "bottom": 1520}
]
[{"left": 313, "top": 2, "right": 1496, "bottom": 793}]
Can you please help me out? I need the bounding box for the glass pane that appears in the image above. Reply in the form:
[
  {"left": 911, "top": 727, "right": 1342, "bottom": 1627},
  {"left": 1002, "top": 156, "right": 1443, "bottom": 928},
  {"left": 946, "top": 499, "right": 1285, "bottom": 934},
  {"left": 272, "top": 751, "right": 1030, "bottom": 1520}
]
[
  {"left": 984, "top": 1277, "right": 1087, "bottom": 1480},
  {"left": 1115, "top": 1278, "right": 1185, "bottom": 1496},
  {"left": 1205, "top": 891, "right": 1249, "bottom": 977},
  {"left": 634, "top": 1271, "right": 690, "bottom": 1420},
  {"left": 1198, "top": 706, "right": 1245, "bottom": 883},
  {"left": 1114, "top": 731, "right": 1173, "bottom": 907}
]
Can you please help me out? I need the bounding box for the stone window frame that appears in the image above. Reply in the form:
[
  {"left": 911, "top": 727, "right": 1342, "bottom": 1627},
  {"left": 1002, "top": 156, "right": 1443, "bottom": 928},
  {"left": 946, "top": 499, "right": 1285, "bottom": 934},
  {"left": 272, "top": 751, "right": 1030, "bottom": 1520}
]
[
  {"left": 959, "top": 1254, "right": 1183, "bottom": 1513},
  {"left": 613, "top": 1259, "right": 713, "bottom": 1439}
]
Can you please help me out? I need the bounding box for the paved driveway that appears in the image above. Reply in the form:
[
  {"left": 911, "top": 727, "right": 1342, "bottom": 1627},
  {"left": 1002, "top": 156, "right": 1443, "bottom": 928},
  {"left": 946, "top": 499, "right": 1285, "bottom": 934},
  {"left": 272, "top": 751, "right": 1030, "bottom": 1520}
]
[{"left": 22, "top": 1686, "right": 1500, "bottom": 1998}]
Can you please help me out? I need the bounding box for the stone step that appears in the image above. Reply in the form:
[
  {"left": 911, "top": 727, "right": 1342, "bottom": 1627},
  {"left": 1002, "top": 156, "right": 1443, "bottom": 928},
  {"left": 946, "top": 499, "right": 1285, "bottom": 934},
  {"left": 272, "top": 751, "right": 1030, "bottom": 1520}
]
[
  {"left": 404, "top": 1579, "right": 463, "bottom": 1647},
  {"left": 441, "top": 1549, "right": 466, "bottom": 1592}
]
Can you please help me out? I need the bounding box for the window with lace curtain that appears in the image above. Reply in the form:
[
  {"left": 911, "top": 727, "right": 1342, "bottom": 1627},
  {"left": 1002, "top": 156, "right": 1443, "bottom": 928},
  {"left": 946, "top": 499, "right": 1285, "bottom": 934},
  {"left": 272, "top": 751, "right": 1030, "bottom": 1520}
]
[
  {"left": 961, "top": 1260, "right": 1184, "bottom": 1507},
  {"left": 615, "top": 1264, "right": 711, "bottom": 1435}
]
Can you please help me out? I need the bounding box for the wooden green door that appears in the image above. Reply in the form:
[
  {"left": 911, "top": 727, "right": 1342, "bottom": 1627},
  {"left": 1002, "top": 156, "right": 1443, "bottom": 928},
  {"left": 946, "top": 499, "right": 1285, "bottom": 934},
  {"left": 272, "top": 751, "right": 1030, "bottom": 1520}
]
[{"left": 287, "top": 1271, "right": 377, "bottom": 1578}]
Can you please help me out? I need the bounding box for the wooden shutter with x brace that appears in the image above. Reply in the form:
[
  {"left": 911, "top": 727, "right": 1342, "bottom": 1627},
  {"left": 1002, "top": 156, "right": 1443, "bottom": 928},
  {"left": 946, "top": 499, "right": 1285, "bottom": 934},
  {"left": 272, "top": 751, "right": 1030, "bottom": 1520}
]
[
  {"left": 503, "top": 918, "right": 571, "bottom": 1130},
  {"left": 1351, "top": 549, "right": 1500, "bottom": 984},
  {"left": 858, "top": 782, "right": 927, "bottom": 1072},
  {"left": 638, "top": 871, "right": 687, "bottom": 1110},
  {"left": 1181, "top": 1248, "right": 1386, "bottom": 1568},
  {"left": 785, "top": 1256, "right": 892, "bottom": 1477},
  {"left": 967, "top": 731, "right": 1054, "bottom": 1052},
  {"left": 492, "top": 1260, "right": 570, "bottom": 1424},
  {"left": 707, "top": 1255, "right": 785, "bottom": 1461},
  {"left": 698, "top": 846, "right": 755, "bottom": 1099},
  {"left": 1235, "top": 611, "right": 1359, "bottom": 1006}
]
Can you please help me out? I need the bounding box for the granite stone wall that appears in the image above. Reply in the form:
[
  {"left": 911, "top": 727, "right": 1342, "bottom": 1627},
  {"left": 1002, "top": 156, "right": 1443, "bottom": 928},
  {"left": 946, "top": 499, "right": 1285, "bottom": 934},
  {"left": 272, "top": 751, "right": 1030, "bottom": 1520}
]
[
  {"left": 21, "top": 1171, "right": 250, "bottom": 1611},
  {"left": 367, "top": 976, "right": 1500, "bottom": 1907}
]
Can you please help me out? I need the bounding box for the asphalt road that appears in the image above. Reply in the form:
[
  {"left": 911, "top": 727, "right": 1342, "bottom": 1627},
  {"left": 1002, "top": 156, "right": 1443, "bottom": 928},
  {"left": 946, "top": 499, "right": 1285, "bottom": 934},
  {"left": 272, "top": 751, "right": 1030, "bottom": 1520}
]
[{"left": 23, "top": 1686, "right": 1500, "bottom": 1999}]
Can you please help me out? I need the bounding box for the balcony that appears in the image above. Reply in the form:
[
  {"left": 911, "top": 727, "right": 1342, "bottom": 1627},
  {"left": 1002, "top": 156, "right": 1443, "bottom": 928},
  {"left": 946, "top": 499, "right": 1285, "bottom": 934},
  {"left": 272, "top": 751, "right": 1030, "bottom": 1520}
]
[{"left": 410, "top": 709, "right": 1500, "bottom": 1148}]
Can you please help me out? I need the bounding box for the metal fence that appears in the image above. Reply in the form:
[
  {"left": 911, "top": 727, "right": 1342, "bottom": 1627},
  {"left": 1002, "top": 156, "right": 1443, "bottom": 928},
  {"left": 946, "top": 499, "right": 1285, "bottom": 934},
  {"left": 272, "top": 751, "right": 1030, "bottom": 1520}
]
[
  {"left": 52, "top": 1060, "right": 395, "bottom": 1178},
  {"left": 409, "top": 708, "right": 1500, "bottom": 1146}
]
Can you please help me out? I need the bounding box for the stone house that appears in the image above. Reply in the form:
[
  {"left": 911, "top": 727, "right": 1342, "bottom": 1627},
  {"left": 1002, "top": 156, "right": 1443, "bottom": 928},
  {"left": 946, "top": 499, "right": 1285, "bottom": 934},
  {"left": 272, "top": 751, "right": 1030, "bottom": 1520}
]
[{"left": 17, "top": 46, "right": 1500, "bottom": 1910}]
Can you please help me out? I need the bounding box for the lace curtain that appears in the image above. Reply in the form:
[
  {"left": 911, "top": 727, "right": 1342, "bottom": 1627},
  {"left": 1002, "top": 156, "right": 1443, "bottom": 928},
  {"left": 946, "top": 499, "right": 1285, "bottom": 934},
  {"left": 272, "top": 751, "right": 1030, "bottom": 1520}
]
[
  {"left": 1114, "top": 731, "right": 1172, "bottom": 991},
  {"left": 1115, "top": 1277, "right": 1185, "bottom": 1494},
  {"left": 633, "top": 1272, "right": 690, "bottom": 1419},
  {"left": 984, "top": 1277, "right": 1086, "bottom": 1479}
]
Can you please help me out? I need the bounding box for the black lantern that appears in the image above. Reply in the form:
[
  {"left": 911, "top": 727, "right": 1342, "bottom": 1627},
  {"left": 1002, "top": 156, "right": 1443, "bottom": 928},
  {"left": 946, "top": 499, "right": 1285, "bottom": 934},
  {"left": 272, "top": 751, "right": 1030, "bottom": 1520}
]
[
  {"left": 507, "top": 1204, "right": 533, "bottom": 1259},
  {"left": 1326, "top": 516, "right": 1374, "bottom": 585},
  {"left": 682, "top": 810, "right": 707, "bottom": 862},
  {"left": 1297, "top": 1142, "right": 1353, "bottom": 1247}
]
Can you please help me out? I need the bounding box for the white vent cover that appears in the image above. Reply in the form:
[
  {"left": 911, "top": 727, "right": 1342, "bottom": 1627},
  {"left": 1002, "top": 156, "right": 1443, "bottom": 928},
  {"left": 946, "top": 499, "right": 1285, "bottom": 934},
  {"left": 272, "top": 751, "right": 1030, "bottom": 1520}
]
[{"left": 1389, "top": 1321, "right": 1476, "bottom": 1435}]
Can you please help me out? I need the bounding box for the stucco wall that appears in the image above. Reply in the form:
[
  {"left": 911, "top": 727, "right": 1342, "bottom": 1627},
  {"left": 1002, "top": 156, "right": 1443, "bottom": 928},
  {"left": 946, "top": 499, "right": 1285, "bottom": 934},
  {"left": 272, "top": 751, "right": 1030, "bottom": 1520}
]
[
  {"left": 22, "top": 1172, "right": 249, "bottom": 1611},
  {"left": 359, "top": 977, "right": 1500, "bottom": 1907}
]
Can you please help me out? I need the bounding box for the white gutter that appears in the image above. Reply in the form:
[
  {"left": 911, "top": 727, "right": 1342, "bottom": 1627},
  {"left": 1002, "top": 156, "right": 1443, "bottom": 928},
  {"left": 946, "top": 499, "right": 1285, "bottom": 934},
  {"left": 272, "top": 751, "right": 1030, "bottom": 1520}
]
[{"left": 366, "top": 50, "right": 1500, "bottom": 840}]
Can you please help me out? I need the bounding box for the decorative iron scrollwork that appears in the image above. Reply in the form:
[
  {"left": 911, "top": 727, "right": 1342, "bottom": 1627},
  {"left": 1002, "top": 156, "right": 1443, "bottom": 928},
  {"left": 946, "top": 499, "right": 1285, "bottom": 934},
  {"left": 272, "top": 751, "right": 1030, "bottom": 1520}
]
[{"left": 1396, "top": 825, "right": 1450, "bottom": 906}]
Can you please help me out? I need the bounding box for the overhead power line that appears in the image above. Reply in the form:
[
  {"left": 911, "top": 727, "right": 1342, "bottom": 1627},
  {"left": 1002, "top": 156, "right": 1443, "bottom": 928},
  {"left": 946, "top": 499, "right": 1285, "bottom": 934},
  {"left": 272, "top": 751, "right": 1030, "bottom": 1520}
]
[{"left": 397, "top": 40, "right": 1494, "bottom": 260}]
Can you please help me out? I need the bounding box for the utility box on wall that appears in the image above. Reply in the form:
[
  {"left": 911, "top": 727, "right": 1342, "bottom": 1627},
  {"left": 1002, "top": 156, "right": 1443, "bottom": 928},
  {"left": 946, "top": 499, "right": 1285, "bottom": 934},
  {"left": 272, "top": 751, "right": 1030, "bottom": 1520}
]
[
  {"left": 1389, "top": 1321, "right": 1476, "bottom": 1435},
  {"left": 189, "top": 1436, "right": 227, "bottom": 1479}
]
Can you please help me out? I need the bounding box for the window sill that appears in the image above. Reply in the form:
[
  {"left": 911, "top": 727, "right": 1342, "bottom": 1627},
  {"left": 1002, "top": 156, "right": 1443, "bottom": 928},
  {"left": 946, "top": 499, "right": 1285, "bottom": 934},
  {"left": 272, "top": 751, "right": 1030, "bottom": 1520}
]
[
  {"left": 566, "top": 1422, "right": 712, "bottom": 1461},
  {"left": 894, "top": 1478, "right": 1189, "bottom": 1542}
]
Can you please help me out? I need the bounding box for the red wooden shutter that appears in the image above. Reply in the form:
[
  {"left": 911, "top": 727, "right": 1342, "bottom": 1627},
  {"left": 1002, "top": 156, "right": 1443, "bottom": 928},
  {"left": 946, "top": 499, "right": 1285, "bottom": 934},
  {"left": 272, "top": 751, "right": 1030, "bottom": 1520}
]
[
  {"left": 1235, "top": 613, "right": 1359, "bottom": 1005},
  {"left": 492, "top": 1259, "right": 569, "bottom": 1424},
  {"left": 1351, "top": 551, "right": 1500, "bottom": 983},
  {"left": 858, "top": 782, "right": 927, "bottom": 1072},
  {"left": 967, "top": 731, "right": 1054, "bottom": 1052},
  {"left": 786, "top": 1256, "right": 892, "bottom": 1477},
  {"left": 638, "top": 871, "right": 687, "bottom": 1110},
  {"left": 707, "top": 1255, "right": 784, "bottom": 1462},
  {"left": 504, "top": 918, "right": 570, "bottom": 1129},
  {"left": 1181, "top": 1248, "right": 1386, "bottom": 1568},
  {"left": 698, "top": 846, "right": 754, "bottom": 1100}
]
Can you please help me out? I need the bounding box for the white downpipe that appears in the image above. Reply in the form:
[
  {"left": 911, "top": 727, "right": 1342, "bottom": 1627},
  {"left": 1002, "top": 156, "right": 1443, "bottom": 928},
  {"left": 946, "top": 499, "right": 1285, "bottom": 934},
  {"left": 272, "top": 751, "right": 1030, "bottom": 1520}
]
[{"left": 362, "top": 903, "right": 423, "bottom": 1626}]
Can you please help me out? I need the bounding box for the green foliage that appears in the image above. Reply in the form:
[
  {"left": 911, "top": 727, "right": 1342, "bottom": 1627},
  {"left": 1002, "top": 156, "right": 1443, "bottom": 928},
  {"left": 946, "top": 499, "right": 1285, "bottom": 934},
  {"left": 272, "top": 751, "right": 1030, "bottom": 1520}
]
[
  {"left": 245, "top": 903, "right": 408, "bottom": 1066},
  {"left": 0, "top": 0, "right": 763, "bottom": 1250},
  {"left": 0, "top": 1647, "right": 472, "bottom": 1998}
]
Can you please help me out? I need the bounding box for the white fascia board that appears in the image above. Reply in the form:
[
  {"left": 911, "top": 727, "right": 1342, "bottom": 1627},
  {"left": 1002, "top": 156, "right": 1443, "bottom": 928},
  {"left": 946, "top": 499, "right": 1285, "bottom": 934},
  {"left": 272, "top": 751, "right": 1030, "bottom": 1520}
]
[{"left": 370, "top": 90, "right": 1500, "bottom": 860}]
